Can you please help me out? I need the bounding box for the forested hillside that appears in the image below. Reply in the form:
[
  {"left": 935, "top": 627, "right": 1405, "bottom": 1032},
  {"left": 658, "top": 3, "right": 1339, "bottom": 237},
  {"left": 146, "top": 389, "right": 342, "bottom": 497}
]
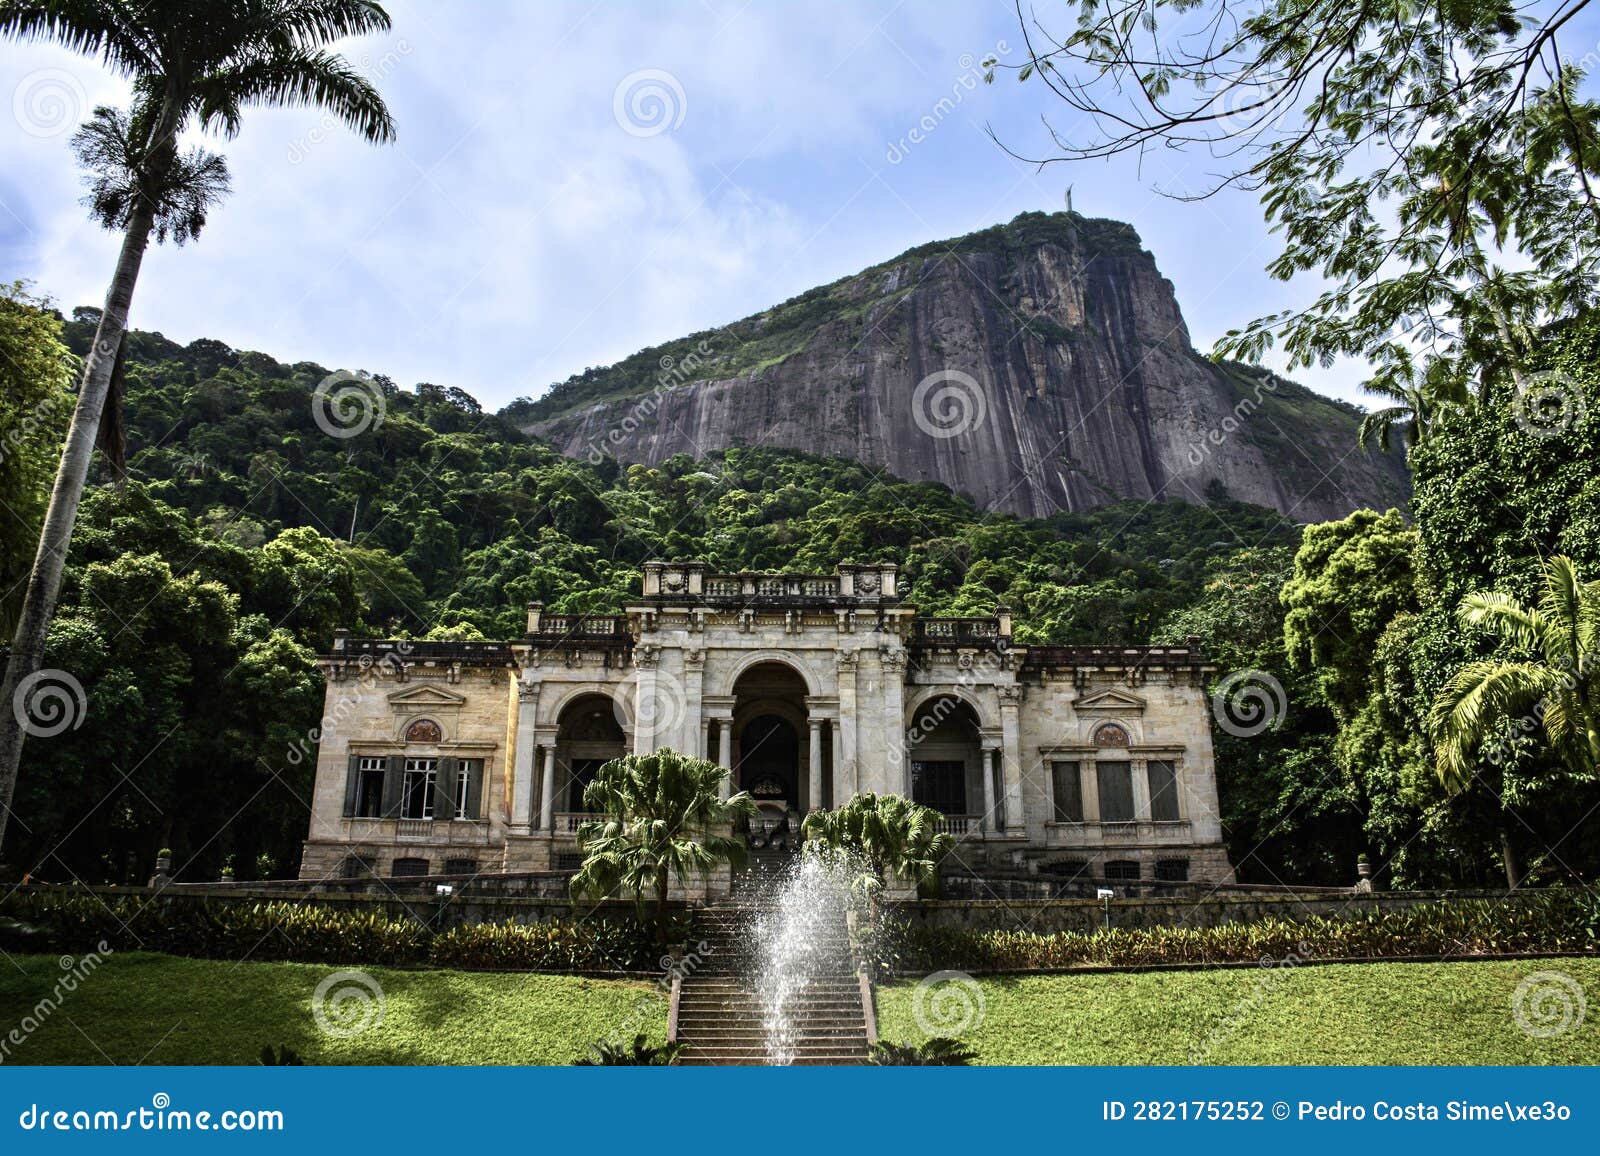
[
  {"left": 2, "top": 306, "right": 1297, "bottom": 884},
  {"left": 8, "top": 300, "right": 1597, "bottom": 896}
]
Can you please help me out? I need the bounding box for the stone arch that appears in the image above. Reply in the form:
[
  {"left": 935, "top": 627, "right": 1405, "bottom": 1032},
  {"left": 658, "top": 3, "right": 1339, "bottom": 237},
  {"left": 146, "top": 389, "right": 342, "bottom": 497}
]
[
  {"left": 542, "top": 684, "right": 629, "bottom": 730},
  {"left": 904, "top": 684, "right": 999, "bottom": 733},
  {"left": 902, "top": 692, "right": 986, "bottom": 820},
  {"left": 720, "top": 650, "right": 823, "bottom": 697}
]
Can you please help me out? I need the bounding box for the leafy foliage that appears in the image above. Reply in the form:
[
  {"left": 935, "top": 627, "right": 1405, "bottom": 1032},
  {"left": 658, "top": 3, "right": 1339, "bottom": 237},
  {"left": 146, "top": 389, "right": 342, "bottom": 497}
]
[
  {"left": 868, "top": 1037, "right": 976, "bottom": 1065},
  {"left": 570, "top": 750, "right": 757, "bottom": 939},
  {"left": 0, "top": 890, "right": 660, "bottom": 971},
  {"left": 571, "top": 1034, "right": 683, "bottom": 1066},
  {"left": 886, "top": 890, "right": 1599, "bottom": 972},
  {"left": 801, "top": 793, "right": 955, "bottom": 891}
]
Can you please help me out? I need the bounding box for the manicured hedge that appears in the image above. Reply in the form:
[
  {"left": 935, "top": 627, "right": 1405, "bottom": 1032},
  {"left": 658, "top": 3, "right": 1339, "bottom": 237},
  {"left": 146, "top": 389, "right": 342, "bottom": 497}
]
[
  {"left": 884, "top": 891, "right": 1600, "bottom": 973},
  {"left": 0, "top": 891, "right": 658, "bottom": 972}
]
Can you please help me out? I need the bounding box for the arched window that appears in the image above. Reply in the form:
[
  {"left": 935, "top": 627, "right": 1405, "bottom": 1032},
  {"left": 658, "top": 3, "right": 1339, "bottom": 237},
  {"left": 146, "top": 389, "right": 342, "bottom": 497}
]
[
  {"left": 1092, "top": 721, "right": 1130, "bottom": 747},
  {"left": 405, "top": 718, "right": 442, "bottom": 744}
]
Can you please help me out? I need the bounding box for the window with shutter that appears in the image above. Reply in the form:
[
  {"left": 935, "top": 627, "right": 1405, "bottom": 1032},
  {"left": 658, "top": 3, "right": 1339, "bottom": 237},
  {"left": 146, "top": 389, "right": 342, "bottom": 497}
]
[
  {"left": 1050, "top": 761, "right": 1082, "bottom": 822},
  {"left": 1147, "top": 759, "right": 1180, "bottom": 822},
  {"left": 1096, "top": 761, "right": 1135, "bottom": 822},
  {"left": 351, "top": 757, "right": 387, "bottom": 818}
]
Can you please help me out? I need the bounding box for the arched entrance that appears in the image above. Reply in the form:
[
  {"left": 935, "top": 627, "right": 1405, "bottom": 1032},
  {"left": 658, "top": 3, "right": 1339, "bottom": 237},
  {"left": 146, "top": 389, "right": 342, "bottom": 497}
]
[
  {"left": 905, "top": 695, "right": 986, "bottom": 830},
  {"left": 554, "top": 693, "right": 626, "bottom": 813},
  {"left": 730, "top": 661, "right": 812, "bottom": 822}
]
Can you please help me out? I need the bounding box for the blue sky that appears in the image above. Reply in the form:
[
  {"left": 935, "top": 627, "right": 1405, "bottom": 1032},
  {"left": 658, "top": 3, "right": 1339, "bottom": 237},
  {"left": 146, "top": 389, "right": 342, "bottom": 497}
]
[{"left": 5, "top": 1, "right": 1599, "bottom": 413}]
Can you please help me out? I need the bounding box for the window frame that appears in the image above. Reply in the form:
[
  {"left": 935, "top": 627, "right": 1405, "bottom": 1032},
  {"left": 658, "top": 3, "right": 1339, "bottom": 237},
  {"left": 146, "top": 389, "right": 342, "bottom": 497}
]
[
  {"left": 401, "top": 757, "right": 439, "bottom": 820},
  {"left": 1050, "top": 760, "right": 1084, "bottom": 823}
]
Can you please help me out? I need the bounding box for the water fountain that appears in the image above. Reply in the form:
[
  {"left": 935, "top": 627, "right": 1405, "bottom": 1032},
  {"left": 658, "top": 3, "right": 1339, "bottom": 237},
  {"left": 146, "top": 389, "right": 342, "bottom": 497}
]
[{"left": 749, "top": 852, "right": 862, "bottom": 1065}]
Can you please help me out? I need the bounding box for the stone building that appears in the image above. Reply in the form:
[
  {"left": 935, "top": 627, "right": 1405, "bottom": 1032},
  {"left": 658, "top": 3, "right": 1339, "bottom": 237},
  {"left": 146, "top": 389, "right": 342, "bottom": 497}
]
[{"left": 300, "top": 561, "right": 1234, "bottom": 886}]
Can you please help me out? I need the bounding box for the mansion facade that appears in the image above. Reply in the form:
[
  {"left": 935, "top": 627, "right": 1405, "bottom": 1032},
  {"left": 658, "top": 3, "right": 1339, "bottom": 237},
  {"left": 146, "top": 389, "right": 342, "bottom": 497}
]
[{"left": 300, "top": 561, "right": 1235, "bottom": 886}]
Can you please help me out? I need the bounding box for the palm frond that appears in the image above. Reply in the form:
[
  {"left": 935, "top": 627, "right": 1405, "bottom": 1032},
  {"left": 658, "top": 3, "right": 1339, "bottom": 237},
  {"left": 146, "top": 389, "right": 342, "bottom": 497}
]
[
  {"left": 0, "top": 0, "right": 157, "bottom": 75},
  {"left": 194, "top": 46, "right": 395, "bottom": 141}
]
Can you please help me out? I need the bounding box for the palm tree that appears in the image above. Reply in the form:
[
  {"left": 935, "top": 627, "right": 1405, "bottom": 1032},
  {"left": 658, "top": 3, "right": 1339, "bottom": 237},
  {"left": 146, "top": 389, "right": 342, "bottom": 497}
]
[
  {"left": 800, "top": 792, "right": 955, "bottom": 895},
  {"left": 0, "top": 1, "right": 397, "bottom": 854},
  {"left": 569, "top": 749, "right": 757, "bottom": 942},
  {"left": 1429, "top": 555, "right": 1600, "bottom": 885}
]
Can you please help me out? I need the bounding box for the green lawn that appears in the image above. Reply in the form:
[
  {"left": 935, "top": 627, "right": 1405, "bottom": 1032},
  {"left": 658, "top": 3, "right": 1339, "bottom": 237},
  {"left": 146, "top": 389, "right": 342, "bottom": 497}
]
[
  {"left": 0, "top": 953, "right": 666, "bottom": 1065},
  {"left": 877, "top": 958, "right": 1600, "bottom": 1064}
]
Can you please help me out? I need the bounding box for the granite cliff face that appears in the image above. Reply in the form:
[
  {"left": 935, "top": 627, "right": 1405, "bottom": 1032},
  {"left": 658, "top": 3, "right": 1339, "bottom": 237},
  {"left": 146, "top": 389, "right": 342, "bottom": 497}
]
[{"left": 518, "top": 212, "right": 1408, "bottom": 521}]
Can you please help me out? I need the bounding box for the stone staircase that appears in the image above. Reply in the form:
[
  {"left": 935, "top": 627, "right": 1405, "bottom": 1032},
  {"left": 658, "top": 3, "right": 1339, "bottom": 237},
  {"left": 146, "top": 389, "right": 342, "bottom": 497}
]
[{"left": 673, "top": 903, "right": 872, "bottom": 1066}]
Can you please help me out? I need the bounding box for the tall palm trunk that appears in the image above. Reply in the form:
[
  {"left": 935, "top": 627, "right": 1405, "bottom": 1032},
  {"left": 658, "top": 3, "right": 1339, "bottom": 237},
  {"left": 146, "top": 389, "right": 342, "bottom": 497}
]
[{"left": 0, "top": 198, "right": 157, "bottom": 857}]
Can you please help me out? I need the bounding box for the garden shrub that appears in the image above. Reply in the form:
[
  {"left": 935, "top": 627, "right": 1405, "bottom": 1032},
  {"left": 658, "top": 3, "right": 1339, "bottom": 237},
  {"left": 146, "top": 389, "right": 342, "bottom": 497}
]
[
  {"left": 885, "top": 890, "right": 1599, "bottom": 973},
  {"left": 0, "top": 891, "right": 656, "bottom": 972}
]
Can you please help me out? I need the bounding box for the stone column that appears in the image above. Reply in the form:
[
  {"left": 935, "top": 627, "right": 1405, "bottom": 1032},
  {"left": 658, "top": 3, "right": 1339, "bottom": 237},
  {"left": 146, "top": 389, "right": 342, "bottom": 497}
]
[
  {"left": 837, "top": 651, "right": 859, "bottom": 798},
  {"left": 808, "top": 718, "right": 824, "bottom": 812},
  {"left": 706, "top": 709, "right": 735, "bottom": 800},
  {"left": 999, "top": 686, "right": 1025, "bottom": 835},
  {"left": 539, "top": 741, "right": 558, "bottom": 830},
  {"left": 510, "top": 680, "right": 540, "bottom": 832},
  {"left": 632, "top": 644, "right": 661, "bottom": 755},
  {"left": 881, "top": 647, "right": 907, "bottom": 797},
  {"left": 979, "top": 738, "right": 999, "bottom": 833},
  {"left": 682, "top": 646, "right": 704, "bottom": 759}
]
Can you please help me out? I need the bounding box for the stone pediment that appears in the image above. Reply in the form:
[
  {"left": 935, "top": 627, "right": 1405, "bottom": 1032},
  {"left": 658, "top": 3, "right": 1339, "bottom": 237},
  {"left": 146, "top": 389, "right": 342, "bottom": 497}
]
[
  {"left": 1071, "top": 688, "right": 1147, "bottom": 715},
  {"left": 386, "top": 684, "right": 467, "bottom": 713}
]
